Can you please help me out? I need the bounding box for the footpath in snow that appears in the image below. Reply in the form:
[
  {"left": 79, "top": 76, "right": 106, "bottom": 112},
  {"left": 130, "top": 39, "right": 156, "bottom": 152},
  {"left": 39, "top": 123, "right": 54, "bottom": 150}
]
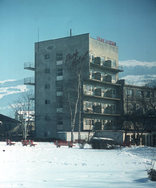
[{"left": 0, "top": 142, "right": 156, "bottom": 188}]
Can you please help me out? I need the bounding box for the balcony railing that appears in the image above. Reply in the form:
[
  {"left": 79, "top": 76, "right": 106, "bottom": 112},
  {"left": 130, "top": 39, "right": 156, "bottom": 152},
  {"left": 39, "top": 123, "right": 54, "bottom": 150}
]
[
  {"left": 24, "top": 63, "right": 35, "bottom": 71},
  {"left": 90, "top": 61, "right": 123, "bottom": 72},
  {"left": 84, "top": 106, "right": 117, "bottom": 115},
  {"left": 24, "top": 77, "right": 35, "bottom": 85}
]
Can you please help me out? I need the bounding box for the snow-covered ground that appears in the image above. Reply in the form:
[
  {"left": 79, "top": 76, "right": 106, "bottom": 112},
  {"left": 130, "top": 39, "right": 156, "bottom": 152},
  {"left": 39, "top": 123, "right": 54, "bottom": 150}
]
[{"left": 0, "top": 142, "right": 155, "bottom": 188}]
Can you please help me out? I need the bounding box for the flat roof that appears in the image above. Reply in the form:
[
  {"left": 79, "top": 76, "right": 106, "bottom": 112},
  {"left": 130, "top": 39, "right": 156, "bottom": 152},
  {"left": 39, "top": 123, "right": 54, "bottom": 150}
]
[{"left": 35, "top": 33, "right": 89, "bottom": 44}]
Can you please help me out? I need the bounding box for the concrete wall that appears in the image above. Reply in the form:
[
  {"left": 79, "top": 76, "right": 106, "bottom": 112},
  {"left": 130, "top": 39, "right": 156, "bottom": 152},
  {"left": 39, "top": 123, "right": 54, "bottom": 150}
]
[
  {"left": 57, "top": 131, "right": 94, "bottom": 141},
  {"left": 35, "top": 34, "right": 89, "bottom": 139},
  {"left": 35, "top": 34, "right": 123, "bottom": 139},
  {"left": 123, "top": 84, "right": 156, "bottom": 114},
  {"left": 82, "top": 37, "right": 121, "bottom": 130},
  {"left": 89, "top": 38, "right": 118, "bottom": 68}
]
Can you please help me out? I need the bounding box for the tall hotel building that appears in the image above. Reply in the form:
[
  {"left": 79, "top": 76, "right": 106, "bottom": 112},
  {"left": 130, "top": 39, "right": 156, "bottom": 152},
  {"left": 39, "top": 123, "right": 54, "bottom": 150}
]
[{"left": 32, "top": 33, "right": 122, "bottom": 139}]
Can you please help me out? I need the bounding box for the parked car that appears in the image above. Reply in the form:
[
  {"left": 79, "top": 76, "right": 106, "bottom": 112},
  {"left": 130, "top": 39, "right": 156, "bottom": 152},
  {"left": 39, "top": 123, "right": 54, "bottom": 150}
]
[{"left": 90, "top": 136, "right": 119, "bottom": 149}]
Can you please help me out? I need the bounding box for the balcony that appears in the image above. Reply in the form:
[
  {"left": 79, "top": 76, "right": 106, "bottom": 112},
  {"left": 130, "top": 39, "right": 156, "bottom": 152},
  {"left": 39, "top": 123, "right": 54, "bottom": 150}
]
[
  {"left": 103, "top": 75, "right": 112, "bottom": 83},
  {"left": 92, "top": 72, "right": 101, "bottom": 81},
  {"left": 94, "top": 57, "right": 101, "bottom": 65},
  {"left": 83, "top": 105, "right": 120, "bottom": 117},
  {"left": 94, "top": 88, "right": 101, "bottom": 96},
  {"left": 103, "top": 60, "right": 111, "bottom": 67},
  {"left": 24, "top": 77, "right": 35, "bottom": 85},
  {"left": 24, "top": 63, "right": 35, "bottom": 71},
  {"left": 83, "top": 109, "right": 120, "bottom": 117},
  {"left": 93, "top": 105, "right": 101, "bottom": 113},
  {"left": 83, "top": 93, "right": 120, "bottom": 102},
  {"left": 90, "top": 61, "right": 123, "bottom": 73},
  {"left": 87, "top": 77, "right": 121, "bottom": 87}
]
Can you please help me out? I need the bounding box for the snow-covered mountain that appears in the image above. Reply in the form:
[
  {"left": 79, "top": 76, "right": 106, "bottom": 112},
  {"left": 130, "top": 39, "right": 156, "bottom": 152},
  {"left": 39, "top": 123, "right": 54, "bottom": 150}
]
[
  {"left": 0, "top": 79, "right": 31, "bottom": 117},
  {"left": 119, "top": 60, "right": 156, "bottom": 86}
]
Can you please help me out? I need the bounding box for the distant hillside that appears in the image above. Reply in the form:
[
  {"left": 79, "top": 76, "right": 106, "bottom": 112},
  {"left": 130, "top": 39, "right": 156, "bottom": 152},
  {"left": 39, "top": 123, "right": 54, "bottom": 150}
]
[
  {"left": 0, "top": 79, "right": 33, "bottom": 117},
  {"left": 119, "top": 60, "right": 156, "bottom": 86}
]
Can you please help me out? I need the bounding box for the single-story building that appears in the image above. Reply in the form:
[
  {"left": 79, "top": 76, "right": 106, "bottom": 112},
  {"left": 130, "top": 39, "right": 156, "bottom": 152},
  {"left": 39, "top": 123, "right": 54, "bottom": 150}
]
[{"left": 0, "top": 114, "right": 22, "bottom": 140}]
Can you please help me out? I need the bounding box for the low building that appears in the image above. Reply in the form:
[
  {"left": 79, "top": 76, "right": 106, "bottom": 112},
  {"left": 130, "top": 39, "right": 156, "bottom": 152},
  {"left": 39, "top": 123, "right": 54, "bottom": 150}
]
[
  {"left": 0, "top": 114, "right": 22, "bottom": 140},
  {"left": 93, "top": 130, "right": 156, "bottom": 147}
]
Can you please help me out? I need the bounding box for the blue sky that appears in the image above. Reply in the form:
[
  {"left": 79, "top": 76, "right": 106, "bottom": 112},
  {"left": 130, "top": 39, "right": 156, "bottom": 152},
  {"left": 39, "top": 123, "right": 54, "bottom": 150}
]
[{"left": 0, "top": 0, "right": 156, "bottom": 81}]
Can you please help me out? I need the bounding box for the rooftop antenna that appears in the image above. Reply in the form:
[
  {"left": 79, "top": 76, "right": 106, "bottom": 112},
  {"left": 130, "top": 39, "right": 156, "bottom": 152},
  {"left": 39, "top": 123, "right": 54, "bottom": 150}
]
[
  {"left": 37, "top": 27, "right": 40, "bottom": 51},
  {"left": 70, "top": 29, "right": 72, "bottom": 37}
]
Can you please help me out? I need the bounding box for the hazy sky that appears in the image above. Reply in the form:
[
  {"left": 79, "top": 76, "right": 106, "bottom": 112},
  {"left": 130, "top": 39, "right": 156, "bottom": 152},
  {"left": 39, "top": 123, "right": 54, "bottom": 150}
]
[{"left": 0, "top": 0, "right": 156, "bottom": 81}]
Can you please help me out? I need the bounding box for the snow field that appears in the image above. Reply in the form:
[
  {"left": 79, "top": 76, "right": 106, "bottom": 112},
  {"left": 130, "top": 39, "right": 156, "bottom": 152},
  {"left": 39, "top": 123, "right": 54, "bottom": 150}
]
[{"left": 0, "top": 142, "right": 155, "bottom": 188}]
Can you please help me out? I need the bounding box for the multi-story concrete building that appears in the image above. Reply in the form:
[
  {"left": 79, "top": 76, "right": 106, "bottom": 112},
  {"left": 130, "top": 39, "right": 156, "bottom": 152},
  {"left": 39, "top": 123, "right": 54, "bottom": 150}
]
[
  {"left": 117, "top": 79, "right": 156, "bottom": 116},
  {"left": 33, "top": 33, "right": 122, "bottom": 139},
  {"left": 24, "top": 33, "right": 156, "bottom": 145}
]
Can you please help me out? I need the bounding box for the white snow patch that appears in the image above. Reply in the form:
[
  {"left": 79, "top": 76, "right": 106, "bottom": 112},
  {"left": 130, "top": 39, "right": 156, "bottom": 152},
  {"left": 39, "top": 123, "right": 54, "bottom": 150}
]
[
  {"left": 0, "top": 85, "right": 28, "bottom": 99},
  {"left": 120, "top": 75, "right": 156, "bottom": 86},
  {"left": 0, "top": 79, "right": 16, "bottom": 84},
  {"left": 119, "top": 60, "right": 156, "bottom": 67},
  {"left": 0, "top": 142, "right": 155, "bottom": 188}
]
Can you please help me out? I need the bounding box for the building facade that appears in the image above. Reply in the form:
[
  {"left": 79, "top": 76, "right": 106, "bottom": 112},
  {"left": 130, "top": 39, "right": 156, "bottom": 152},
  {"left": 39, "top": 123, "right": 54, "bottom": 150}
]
[
  {"left": 118, "top": 80, "right": 156, "bottom": 146},
  {"left": 34, "top": 33, "right": 122, "bottom": 139},
  {"left": 119, "top": 79, "right": 156, "bottom": 116}
]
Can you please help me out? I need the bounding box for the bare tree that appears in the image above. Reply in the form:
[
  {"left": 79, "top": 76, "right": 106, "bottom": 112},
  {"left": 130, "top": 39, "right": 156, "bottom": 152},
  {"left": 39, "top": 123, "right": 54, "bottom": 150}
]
[
  {"left": 65, "top": 50, "right": 88, "bottom": 142},
  {"left": 10, "top": 92, "right": 34, "bottom": 139},
  {"left": 122, "top": 91, "right": 156, "bottom": 145}
]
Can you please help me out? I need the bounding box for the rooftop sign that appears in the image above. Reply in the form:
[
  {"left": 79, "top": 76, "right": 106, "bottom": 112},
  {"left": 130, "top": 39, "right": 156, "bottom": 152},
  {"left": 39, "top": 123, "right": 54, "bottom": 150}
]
[{"left": 97, "top": 36, "right": 116, "bottom": 46}]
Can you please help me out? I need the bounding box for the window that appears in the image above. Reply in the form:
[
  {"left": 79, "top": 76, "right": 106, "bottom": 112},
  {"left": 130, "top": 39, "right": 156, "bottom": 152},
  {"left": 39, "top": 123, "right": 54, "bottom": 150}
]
[
  {"left": 56, "top": 108, "right": 63, "bottom": 112},
  {"left": 57, "top": 102, "right": 63, "bottom": 108},
  {"left": 56, "top": 67, "right": 63, "bottom": 76},
  {"left": 126, "top": 89, "right": 133, "bottom": 97},
  {"left": 94, "top": 57, "right": 101, "bottom": 65},
  {"left": 56, "top": 53, "right": 63, "bottom": 61},
  {"left": 44, "top": 54, "right": 50, "bottom": 59},
  {"left": 112, "top": 75, "right": 116, "bottom": 83},
  {"left": 104, "top": 88, "right": 112, "bottom": 97},
  {"left": 45, "top": 68, "right": 50, "bottom": 73},
  {"left": 47, "top": 45, "right": 53, "bottom": 50},
  {"left": 57, "top": 116, "right": 63, "bottom": 125},
  {"left": 89, "top": 54, "right": 92, "bottom": 62},
  {"left": 112, "top": 89, "right": 116, "bottom": 97},
  {"left": 112, "top": 59, "right": 116, "bottom": 68},
  {"left": 83, "top": 118, "right": 93, "bottom": 130},
  {"left": 83, "top": 101, "right": 93, "bottom": 112},
  {"left": 56, "top": 91, "right": 63, "bottom": 96},
  {"left": 56, "top": 81, "right": 63, "bottom": 91},
  {"left": 94, "top": 88, "right": 102, "bottom": 96},
  {"left": 83, "top": 85, "right": 92, "bottom": 95},
  {"left": 56, "top": 76, "right": 63, "bottom": 80},
  {"left": 101, "top": 57, "right": 105, "bottom": 63},
  {"left": 45, "top": 84, "right": 50, "bottom": 89},
  {"left": 91, "top": 55, "right": 95, "bottom": 62},
  {"left": 103, "top": 60, "right": 111, "bottom": 67},
  {"left": 92, "top": 72, "right": 101, "bottom": 81},
  {"left": 145, "top": 91, "right": 150, "bottom": 98},
  {"left": 103, "top": 74, "right": 112, "bottom": 82},
  {"left": 56, "top": 61, "right": 63, "bottom": 65},
  {"left": 104, "top": 120, "right": 114, "bottom": 130},
  {"left": 136, "top": 90, "right": 143, "bottom": 97},
  {"left": 104, "top": 104, "right": 116, "bottom": 114},
  {"left": 45, "top": 100, "right": 50, "bottom": 104},
  {"left": 45, "top": 115, "right": 51, "bottom": 121}
]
